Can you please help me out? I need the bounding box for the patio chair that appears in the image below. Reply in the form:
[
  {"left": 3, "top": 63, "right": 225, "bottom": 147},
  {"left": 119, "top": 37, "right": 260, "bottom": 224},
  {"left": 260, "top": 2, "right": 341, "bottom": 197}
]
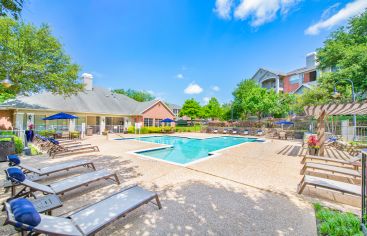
[
  {"left": 279, "top": 131, "right": 286, "bottom": 139},
  {"left": 256, "top": 130, "right": 264, "bottom": 136},
  {"left": 243, "top": 129, "right": 249, "bottom": 135},
  {"left": 300, "top": 162, "right": 361, "bottom": 178},
  {"left": 47, "top": 139, "right": 92, "bottom": 156},
  {"left": 301, "top": 155, "right": 361, "bottom": 169},
  {"left": 5, "top": 167, "right": 120, "bottom": 199},
  {"left": 297, "top": 175, "right": 360, "bottom": 196},
  {"left": 232, "top": 129, "right": 238, "bottom": 135},
  {"left": 48, "top": 142, "right": 99, "bottom": 158},
  {"left": 213, "top": 129, "right": 218, "bottom": 134},
  {"left": 7, "top": 154, "right": 96, "bottom": 176},
  {"left": 3, "top": 185, "right": 161, "bottom": 236},
  {"left": 222, "top": 129, "right": 228, "bottom": 134}
]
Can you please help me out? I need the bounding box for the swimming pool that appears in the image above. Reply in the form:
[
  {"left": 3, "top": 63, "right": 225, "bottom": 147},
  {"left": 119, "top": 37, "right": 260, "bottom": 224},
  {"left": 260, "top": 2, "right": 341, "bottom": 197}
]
[{"left": 131, "top": 136, "right": 263, "bottom": 165}]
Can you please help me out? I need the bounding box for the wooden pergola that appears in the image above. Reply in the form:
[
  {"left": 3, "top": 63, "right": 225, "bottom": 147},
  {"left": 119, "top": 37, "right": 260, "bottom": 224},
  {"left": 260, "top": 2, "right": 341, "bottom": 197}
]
[
  {"left": 305, "top": 102, "right": 367, "bottom": 231},
  {"left": 304, "top": 102, "right": 367, "bottom": 156}
]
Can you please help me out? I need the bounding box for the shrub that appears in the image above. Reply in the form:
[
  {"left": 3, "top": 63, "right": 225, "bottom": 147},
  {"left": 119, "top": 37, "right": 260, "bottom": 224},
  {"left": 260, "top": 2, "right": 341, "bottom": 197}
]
[
  {"left": 38, "top": 130, "right": 56, "bottom": 137},
  {"left": 314, "top": 203, "right": 362, "bottom": 236},
  {"left": 29, "top": 144, "right": 41, "bottom": 155}
]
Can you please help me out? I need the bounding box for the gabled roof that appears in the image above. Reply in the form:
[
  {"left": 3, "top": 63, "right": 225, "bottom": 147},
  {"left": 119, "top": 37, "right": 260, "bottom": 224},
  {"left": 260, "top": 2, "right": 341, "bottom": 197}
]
[
  {"left": 286, "top": 65, "right": 316, "bottom": 75},
  {"left": 0, "top": 87, "right": 165, "bottom": 116},
  {"left": 251, "top": 68, "right": 285, "bottom": 80},
  {"left": 291, "top": 81, "right": 318, "bottom": 94}
]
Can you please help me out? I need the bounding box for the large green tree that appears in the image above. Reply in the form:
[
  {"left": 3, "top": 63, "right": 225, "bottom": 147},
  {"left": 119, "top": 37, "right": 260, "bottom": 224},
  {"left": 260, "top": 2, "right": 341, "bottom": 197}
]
[
  {"left": 0, "top": 0, "right": 23, "bottom": 19},
  {"left": 0, "top": 17, "right": 83, "bottom": 97},
  {"left": 232, "top": 80, "right": 277, "bottom": 120},
  {"left": 179, "top": 98, "right": 202, "bottom": 120},
  {"left": 202, "top": 97, "right": 222, "bottom": 120},
  {"left": 113, "top": 89, "right": 155, "bottom": 102},
  {"left": 298, "top": 9, "right": 367, "bottom": 107}
]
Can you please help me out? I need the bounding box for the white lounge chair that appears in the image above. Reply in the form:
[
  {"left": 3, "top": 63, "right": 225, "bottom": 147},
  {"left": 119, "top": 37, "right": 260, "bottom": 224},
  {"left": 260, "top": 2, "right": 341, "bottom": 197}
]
[
  {"left": 6, "top": 168, "right": 120, "bottom": 199},
  {"left": 301, "top": 155, "right": 361, "bottom": 169},
  {"left": 4, "top": 185, "right": 161, "bottom": 236},
  {"left": 297, "top": 175, "right": 360, "bottom": 196},
  {"left": 300, "top": 162, "right": 361, "bottom": 178},
  {"left": 7, "top": 155, "right": 96, "bottom": 176}
]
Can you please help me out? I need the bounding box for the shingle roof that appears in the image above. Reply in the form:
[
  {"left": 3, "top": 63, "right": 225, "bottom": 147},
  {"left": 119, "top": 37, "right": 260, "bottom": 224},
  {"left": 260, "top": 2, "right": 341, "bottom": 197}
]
[
  {"left": 0, "top": 87, "right": 160, "bottom": 115},
  {"left": 286, "top": 65, "right": 316, "bottom": 75}
]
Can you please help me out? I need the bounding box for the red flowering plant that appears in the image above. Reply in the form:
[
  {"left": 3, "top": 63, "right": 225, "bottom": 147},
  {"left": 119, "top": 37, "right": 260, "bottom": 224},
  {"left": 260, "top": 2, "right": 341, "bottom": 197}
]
[{"left": 307, "top": 135, "right": 320, "bottom": 149}]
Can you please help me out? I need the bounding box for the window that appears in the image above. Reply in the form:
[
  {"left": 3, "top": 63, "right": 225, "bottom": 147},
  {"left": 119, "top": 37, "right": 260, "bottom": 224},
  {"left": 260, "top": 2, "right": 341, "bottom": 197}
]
[
  {"left": 144, "top": 118, "right": 153, "bottom": 127},
  {"left": 289, "top": 74, "right": 303, "bottom": 85},
  {"left": 155, "top": 119, "right": 162, "bottom": 127},
  {"left": 310, "top": 71, "right": 317, "bottom": 82}
]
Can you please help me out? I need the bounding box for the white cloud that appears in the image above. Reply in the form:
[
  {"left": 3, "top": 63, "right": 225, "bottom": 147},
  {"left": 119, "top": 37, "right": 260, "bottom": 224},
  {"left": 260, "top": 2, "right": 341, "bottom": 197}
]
[
  {"left": 233, "top": 0, "right": 300, "bottom": 26},
  {"left": 203, "top": 97, "right": 210, "bottom": 104},
  {"left": 184, "top": 82, "right": 203, "bottom": 94},
  {"left": 214, "top": 0, "right": 233, "bottom": 19},
  {"left": 212, "top": 85, "right": 220, "bottom": 92},
  {"left": 305, "top": 0, "right": 367, "bottom": 35},
  {"left": 176, "top": 73, "right": 184, "bottom": 79}
]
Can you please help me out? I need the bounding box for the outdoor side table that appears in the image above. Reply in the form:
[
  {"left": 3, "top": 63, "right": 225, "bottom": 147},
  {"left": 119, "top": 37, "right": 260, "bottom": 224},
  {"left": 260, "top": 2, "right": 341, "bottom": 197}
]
[{"left": 29, "top": 194, "right": 63, "bottom": 215}]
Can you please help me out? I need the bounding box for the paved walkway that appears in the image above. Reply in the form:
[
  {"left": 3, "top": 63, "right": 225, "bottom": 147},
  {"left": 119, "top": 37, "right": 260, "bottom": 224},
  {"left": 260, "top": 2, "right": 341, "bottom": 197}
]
[{"left": 0, "top": 134, "right": 319, "bottom": 235}]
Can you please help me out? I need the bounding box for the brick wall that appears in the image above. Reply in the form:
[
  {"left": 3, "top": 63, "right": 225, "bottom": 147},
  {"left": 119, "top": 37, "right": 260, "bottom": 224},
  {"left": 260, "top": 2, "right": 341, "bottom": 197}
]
[
  {"left": 0, "top": 110, "right": 14, "bottom": 130},
  {"left": 303, "top": 72, "right": 310, "bottom": 83},
  {"left": 283, "top": 76, "right": 300, "bottom": 93},
  {"left": 142, "top": 101, "right": 175, "bottom": 126}
]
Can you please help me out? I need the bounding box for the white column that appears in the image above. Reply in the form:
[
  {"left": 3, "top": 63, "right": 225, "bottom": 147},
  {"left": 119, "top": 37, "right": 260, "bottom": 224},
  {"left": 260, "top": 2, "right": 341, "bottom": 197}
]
[
  {"left": 15, "top": 113, "right": 24, "bottom": 130},
  {"left": 275, "top": 77, "right": 280, "bottom": 93},
  {"left": 69, "top": 119, "right": 75, "bottom": 131},
  {"left": 100, "top": 116, "right": 106, "bottom": 135}
]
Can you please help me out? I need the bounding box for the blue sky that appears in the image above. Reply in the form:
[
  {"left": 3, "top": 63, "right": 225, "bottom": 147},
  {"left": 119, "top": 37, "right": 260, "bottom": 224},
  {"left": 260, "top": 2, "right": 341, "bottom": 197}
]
[{"left": 22, "top": 0, "right": 366, "bottom": 105}]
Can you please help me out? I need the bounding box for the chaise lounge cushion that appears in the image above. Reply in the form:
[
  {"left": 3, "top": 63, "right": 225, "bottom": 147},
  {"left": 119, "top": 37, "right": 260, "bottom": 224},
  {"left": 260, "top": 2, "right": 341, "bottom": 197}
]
[
  {"left": 10, "top": 198, "right": 41, "bottom": 227},
  {"left": 7, "top": 167, "right": 26, "bottom": 182},
  {"left": 7, "top": 155, "right": 21, "bottom": 165}
]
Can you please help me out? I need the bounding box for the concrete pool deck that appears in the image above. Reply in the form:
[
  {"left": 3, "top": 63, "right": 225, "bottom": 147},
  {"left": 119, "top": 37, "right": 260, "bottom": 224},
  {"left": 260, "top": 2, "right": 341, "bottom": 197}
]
[{"left": 0, "top": 133, "right": 358, "bottom": 235}]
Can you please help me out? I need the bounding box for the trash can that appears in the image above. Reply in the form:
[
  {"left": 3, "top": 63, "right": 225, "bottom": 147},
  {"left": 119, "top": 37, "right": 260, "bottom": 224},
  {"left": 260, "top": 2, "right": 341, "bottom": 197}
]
[
  {"left": 0, "top": 136, "right": 15, "bottom": 162},
  {"left": 86, "top": 127, "right": 93, "bottom": 136}
]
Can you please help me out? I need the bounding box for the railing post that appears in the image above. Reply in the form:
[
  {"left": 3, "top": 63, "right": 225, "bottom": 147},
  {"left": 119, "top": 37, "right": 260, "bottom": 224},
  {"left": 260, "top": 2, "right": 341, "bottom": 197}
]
[{"left": 362, "top": 149, "right": 367, "bottom": 233}]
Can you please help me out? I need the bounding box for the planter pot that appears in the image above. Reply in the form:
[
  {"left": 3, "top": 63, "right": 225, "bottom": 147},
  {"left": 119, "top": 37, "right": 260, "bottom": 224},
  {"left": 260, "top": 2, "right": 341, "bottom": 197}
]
[
  {"left": 0, "top": 139, "right": 15, "bottom": 162},
  {"left": 308, "top": 147, "right": 319, "bottom": 156}
]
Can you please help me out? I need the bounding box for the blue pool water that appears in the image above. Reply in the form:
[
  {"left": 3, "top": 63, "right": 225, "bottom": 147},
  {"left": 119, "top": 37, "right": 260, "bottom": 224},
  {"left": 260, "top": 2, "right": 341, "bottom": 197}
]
[{"left": 134, "top": 136, "right": 262, "bottom": 165}]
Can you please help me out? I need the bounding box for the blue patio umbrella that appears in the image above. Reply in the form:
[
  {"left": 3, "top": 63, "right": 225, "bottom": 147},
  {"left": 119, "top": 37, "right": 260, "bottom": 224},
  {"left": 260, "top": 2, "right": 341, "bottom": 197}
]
[
  {"left": 43, "top": 112, "right": 78, "bottom": 120},
  {"left": 275, "top": 120, "right": 294, "bottom": 125},
  {"left": 275, "top": 120, "right": 294, "bottom": 130},
  {"left": 161, "top": 118, "right": 175, "bottom": 123}
]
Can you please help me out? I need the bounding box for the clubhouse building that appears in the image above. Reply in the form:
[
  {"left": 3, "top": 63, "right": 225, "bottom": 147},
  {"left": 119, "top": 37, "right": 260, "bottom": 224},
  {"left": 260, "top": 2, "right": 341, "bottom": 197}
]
[{"left": 0, "top": 74, "right": 176, "bottom": 134}]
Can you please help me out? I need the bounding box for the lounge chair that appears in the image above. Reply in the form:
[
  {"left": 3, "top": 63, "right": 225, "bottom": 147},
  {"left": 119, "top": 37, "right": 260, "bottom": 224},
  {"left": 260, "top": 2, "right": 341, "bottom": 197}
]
[
  {"left": 6, "top": 167, "right": 120, "bottom": 199},
  {"left": 232, "top": 129, "right": 238, "bottom": 135},
  {"left": 256, "top": 130, "right": 264, "bottom": 136},
  {"left": 47, "top": 140, "right": 92, "bottom": 156},
  {"left": 297, "top": 175, "right": 360, "bottom": 196},
  {"left": 7, "top": 154, "right": 96, "bottom": 176},
  {"left": 300, "top": 162, "right": 361, "bottom": 178},
  {"left": 213, "top": 129, "right": 218, "bottom": 134},
  {"left": 48, "top": 142, "right": 99, "bottom": 158},
  {"left": 301, "top": 155, "right": 361, "bottom": 169},
  {"left": 223, "top": 129, "right": 228, "bottom": 134},
  {"left": 243, "top": 130, "right": 249, "bottom": 135},
  {"left": 3, "top": 185, "right": 161, "bottom": 236}
]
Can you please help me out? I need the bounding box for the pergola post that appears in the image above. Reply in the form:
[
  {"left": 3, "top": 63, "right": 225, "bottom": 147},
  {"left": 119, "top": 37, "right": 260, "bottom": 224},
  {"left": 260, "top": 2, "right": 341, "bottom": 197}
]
[{"left": 317, "top": 110, "right": 326, "bottom": 156}]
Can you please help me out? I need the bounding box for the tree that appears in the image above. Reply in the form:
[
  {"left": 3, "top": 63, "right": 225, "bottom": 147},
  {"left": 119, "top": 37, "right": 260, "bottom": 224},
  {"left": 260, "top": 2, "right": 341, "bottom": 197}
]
[
  {"left": 316, "top": 9, "right": 367, "bottom": 98},
  {"left": 0, "top": 0, "right": 24, "bottom": 19},
  {"left": 179, "top": 98, "right": 202, "bottom": 120},
  {"left": 220, "top": 102, "right": 232, "bottom": 121},
  {"left": 113, "top": 89, "right": 155, "bottom": 102},
  {"left": 232, "top": 80, "right": 277, "bottom": 120},
  {"left": 202, "top": 97, "right": 222, "bottom": 120},
  {"left": 0, "top": 17, "right": 83, "bottom": 96},
  {"left": 270, "top": 93, "right": 296, "bottom": 118}
]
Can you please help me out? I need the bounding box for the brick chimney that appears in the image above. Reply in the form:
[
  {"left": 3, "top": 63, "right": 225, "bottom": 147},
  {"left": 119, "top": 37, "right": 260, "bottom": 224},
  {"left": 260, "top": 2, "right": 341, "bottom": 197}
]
[{"left": 82, "top": 73, "right": 93, "bottom": 91}]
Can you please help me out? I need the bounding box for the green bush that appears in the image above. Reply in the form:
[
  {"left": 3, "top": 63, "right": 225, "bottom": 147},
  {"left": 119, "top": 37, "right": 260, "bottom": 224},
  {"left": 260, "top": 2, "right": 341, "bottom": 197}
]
[
  {"left": 38, "top": 130, "right": 56, "bottom": 137},
  {"left": 29, "top": 144, "right": 41, "bottom": 155},
  {"left": 127, "top": 126, "right": 175, "bottom": 134},
  {"left": 314, "top": 203, "right": 362, "bottom": 236}
]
